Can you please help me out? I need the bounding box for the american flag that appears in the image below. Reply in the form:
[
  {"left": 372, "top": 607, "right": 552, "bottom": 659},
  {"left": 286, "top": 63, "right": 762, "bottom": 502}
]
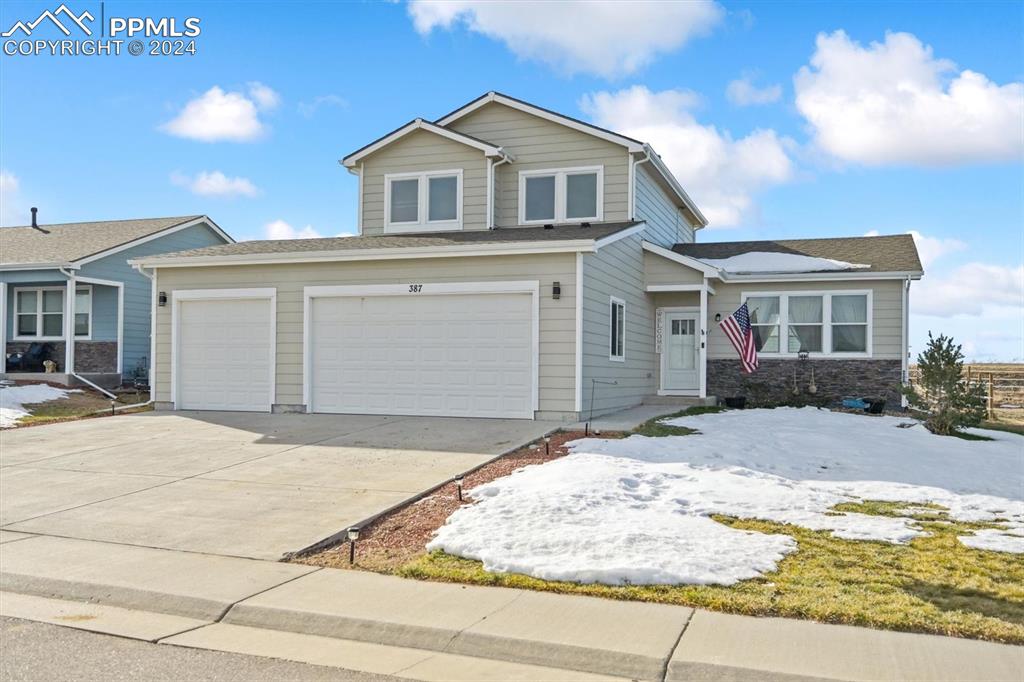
[{"left": 719, "top": 302, "right": 759, "bottom": 374}]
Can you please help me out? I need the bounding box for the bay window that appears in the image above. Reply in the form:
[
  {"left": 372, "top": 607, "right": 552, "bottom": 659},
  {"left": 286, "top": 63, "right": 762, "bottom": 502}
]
[
  {"left": 741, "top": 291, "right": 871, "bottom": 356},
  {"left": 519, "top": 166, "right": 603, "bottom": 224},
  {"left": 14, "top": 285, "right": 92, "bottom": 340},
  {"left": 385, "top": 169, "right": 462, "bottom": 231}
]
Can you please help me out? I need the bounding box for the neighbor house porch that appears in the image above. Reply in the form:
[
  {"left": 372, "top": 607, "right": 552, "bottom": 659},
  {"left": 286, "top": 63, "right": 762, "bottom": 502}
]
[{"left": 1, "top": 269, "right": 123, "bottom": 387}]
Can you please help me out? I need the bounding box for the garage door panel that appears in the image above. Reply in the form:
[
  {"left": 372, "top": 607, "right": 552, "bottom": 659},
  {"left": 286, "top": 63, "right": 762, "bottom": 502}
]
[
  {"left": 310, "top": 292, "right": 534, "bottom": 419},
  {"left": 177, "top": 298, "right": 273, "bottom": 412}
]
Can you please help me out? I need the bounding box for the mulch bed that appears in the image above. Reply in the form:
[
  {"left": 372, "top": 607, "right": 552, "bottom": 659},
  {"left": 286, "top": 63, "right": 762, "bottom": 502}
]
[{"left": 293, "top": 429, "right": 606, "bottom": 572}]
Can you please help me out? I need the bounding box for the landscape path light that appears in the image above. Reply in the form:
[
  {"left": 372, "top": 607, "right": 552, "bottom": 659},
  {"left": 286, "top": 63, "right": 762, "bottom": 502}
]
[
  {"left": 347, "top": 527, "right": 360, "bottom": 564},
  {"left": 455, "top": 475, "right": 464, "bottom": 502}
]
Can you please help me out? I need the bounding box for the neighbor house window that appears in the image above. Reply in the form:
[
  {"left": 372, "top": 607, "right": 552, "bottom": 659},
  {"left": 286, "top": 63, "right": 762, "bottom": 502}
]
[
  {"left": 385, "top": 170, "right": 462, "bottom": 231},
  {"left": 13, "top": 285, "right": 92, "bottom": 340},
  {"left": 610, "top": 296, "right": 625, "bottom": 361},
  {"left": 742, "top": 291, "right": 871, "bottom": 356},
  {"left": 519, "top": 166, "right": 603, "bottom": 224}
]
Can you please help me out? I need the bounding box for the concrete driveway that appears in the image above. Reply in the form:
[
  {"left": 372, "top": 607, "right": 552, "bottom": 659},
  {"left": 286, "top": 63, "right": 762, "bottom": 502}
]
[{"left": 0, "top": 411, "right": 555, "bottom": 560}]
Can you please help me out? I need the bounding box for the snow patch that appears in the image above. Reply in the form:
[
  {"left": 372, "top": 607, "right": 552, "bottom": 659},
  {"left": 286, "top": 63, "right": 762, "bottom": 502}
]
[
  {"left": 428, "top": 408, "right": 1024, "bottom": 586},
  {"left": 0, "top": 384, "right": 79, "bottom": 428},
  {"left": 699, "top": 252, "right": 870, "bottom": 274}
]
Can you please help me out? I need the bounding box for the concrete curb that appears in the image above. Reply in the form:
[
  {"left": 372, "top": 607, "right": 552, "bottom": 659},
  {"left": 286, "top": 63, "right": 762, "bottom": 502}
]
[{"left": 0, "top": 572, "right": 228, "bottom": 621}]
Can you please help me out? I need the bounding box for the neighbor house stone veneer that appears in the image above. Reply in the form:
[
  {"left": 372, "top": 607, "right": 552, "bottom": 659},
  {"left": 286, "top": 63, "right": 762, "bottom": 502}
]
[
  {"left": 74, "top": 341, "right": 118, "bottom": 373},
  {"left": 707, "top": 358, "right": 904, "bottom": 407}
]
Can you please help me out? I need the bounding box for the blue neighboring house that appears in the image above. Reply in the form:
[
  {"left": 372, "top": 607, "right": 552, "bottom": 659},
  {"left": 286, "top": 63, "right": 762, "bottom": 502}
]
[{"left": 0, "top": 211, "right": 232, "bottom": 387}]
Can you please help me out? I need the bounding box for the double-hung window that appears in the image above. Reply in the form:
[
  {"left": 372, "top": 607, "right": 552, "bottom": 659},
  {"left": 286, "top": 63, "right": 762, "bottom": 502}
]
[
  {"left": 519, "top": 166, "right": 603, "bottom": 224},
  {"left": 609, "top": 296, "right": 625, "bottom": 361},
  {"left": 385, "top": 169, "right": 462, "bottom": 232},
  {"left": 742, "top": 291, "right": 871, "bottom": 357},
  {"left": 14, "top": 285, "right": 92, "bottom": 340}
]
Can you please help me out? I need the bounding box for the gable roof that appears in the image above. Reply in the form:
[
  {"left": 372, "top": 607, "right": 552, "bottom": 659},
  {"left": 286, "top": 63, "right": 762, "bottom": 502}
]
[
  {"left": 0, "top": 215, "right": 231, "bottom": 268},
  {"left": 132, "top": 221, "right": 643, "bottom": 267},
  {"left": 436, "top": 92, "right": 708, "bottom": 228},
  {"left": 341, "top": 118, "right": 511, "bottom": 168},
  {"left": 673, "top": 234, "right": 923, "bottom": 276},
  {"left": 436, "top": 91, "right": 646, "bottom": 152}
]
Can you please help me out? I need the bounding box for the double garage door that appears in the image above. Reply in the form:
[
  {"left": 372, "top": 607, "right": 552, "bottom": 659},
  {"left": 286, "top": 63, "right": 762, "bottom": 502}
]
[{"left": 175, "top": 286, "right": 536, "bottom": 419}]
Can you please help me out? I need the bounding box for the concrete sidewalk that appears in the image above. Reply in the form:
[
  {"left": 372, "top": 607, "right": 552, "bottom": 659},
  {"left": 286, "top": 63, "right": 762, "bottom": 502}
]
[{"left": 1, "top": 535, "right": 1020, "bottom": 682}]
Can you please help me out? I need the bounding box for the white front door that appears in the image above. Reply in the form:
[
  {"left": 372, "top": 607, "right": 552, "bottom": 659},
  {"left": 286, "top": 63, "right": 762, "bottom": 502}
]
[{"left": 662, "top": 312, "right": 700, "bottom": 392}]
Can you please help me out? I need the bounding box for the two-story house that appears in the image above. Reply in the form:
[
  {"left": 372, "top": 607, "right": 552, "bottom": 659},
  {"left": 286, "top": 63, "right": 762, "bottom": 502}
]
[{"left": 132, "top": 92, "right": 923, "bottom": 420}]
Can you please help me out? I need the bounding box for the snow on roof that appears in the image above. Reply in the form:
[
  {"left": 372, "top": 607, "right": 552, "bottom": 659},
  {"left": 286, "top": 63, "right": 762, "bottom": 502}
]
[{"left": 697, "top": 251, "right": 871, "bottom": 274}]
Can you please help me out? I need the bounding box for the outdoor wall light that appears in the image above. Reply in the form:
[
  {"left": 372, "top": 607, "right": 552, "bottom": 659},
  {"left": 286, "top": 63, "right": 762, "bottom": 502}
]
[
  {"left": 347, "top": 527, "right": 360, "bottom": 564},
  {"left": 714, "top": 313, "right": 722, "bottom": 322},
  {"left": 454, "top": 475, "right": 465, "bottom": 502},
  {"left": 552, "top": 282, "right": 561, "bottom": 300},
  {"left": 158, "top": 292, "right": 167, "bottom": 307}
]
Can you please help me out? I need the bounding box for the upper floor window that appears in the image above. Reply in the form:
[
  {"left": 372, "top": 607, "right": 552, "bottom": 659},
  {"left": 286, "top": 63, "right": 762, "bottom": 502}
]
[
  {"left": 385, "top": 169, "right": 462, "bottom": 232},
  {"left": 519, "top": 166, "right": 603, "bottom": 225},
  {"left": 14, "top": 285, "right": 92, "bottom": 340},
  {"left": 742, "top": 291, "right": 871, "bottom": 356}
]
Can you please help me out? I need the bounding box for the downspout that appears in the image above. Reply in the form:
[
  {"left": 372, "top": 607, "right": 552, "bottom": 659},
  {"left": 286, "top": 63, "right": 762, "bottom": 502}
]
[
  {"left": 629, "top": 148, "right": 653, "bottom": 220},
  {"left": 59, "top": 266, "right": 119, "bottom": 400},
  {"left": 901, "top": 276, "right": 911, "bottom": 408},
  {"left": 488, "top": 149, "right": 512, "bottom": 229}
]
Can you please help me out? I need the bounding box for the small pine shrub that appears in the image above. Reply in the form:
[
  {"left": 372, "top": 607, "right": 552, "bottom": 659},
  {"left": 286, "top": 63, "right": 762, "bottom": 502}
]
[{"left": 902, "top": 332, "right": 987, "bottom": 436}]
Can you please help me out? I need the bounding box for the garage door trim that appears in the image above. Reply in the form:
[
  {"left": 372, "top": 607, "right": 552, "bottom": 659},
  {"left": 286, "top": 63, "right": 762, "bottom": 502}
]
[
  {"left": 302, "top": 280, "right": 540, "bottom": 416},
  {"left": 171, "top": 288, "right": 277, "bottom": 411}
]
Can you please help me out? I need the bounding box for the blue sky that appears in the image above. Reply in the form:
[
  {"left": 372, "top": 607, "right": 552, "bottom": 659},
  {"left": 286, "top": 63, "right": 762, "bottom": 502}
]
[{"left": 1, "top": 0, "right": 1021, "bottom": 360}]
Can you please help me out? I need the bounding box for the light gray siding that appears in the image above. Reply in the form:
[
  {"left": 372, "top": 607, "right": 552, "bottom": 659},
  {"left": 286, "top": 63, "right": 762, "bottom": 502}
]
[
  {"left": 635, "top": 164, "right": 694, "bottom": 247},
  {"left": 580, "top": 235, "right": 657, "bottom": 416},
  {"left": 80, "top": 222, "right": 227, "bottom": 376},
  {"left": 707, "top": 280, "right": 905, "bottom": 360},
  {"left": 360, "top": 129, "right": 488, "bottom": 235},
  {"left": 153, "top": 253, "right": 579, "bottom": 417},
  {"left": 448, "top": 103, "right": 630, "bottom": 227},
  {"left": 643, "top": 250, "right": 705, "bottom": 286}
]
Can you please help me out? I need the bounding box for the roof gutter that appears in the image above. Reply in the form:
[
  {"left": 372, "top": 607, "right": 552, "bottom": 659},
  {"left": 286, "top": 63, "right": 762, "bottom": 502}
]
[
  {"left": 128, "top": 238, "right": 604, "bottom": 269},
  {"left": 0, "top": 261, "right": 78, "bottom": 271},
  {"left": 718, "top": 270, "right": 924, "bottom": 283}
]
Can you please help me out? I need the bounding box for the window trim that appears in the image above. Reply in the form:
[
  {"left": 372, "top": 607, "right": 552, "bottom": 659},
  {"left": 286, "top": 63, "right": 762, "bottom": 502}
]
[
  {"left": 740, "top": 290, "right": 873, "bottom": 358},
  {"left": 609, "top": 295, "right": 626, "bottom": 362},
  {"left": 384, "top": 169, "right": 463, "bottom": 233},
  {"left": 12, "top": 285, "right": 93, "bottom": 341},
  {"left": 518, "top": 165, "right": 604, "bottom": 225}
]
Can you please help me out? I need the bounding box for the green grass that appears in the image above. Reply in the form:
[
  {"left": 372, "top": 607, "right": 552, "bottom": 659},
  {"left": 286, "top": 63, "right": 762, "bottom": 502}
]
[
  {"left": 396, "top": 503, "right": 1024, "bottom": 643},
  {"left": 979, "top": 420, "right": 1024, "bottom": 437},
  {"left": 630, "top": 405, "right": 727, "bottom": 438},
  {"left": 16, "top": 391, "right": 151, "bottom": 426}
]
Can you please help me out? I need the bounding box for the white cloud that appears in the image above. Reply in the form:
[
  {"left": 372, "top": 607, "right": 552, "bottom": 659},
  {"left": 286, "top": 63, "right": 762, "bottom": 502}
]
[
  {"left": 0, "top": 170, "right": 26, "bottom": 226},
  {"left": 408, "top": 0, "right": 723, "bottom": 78},
  {"left": 171, "top": 171, "right": 258, "bottom": 198},
  {"left": 246, "top": 81, "right": 280, "bottom": 110},
  {"left": 795, "top": 30, "right": 1024, "bottom": 166},
  {"left": 913, "top": 262, "right": 1023, "bottom": 317},
  {"left": 161, "top": 83, "right": 280, "bottom": 142},
  {"left": 726, "top": 74, "right": 782, "bottom": 106},
  {"left": 298, "top": 94, "right": 347, "bottom": 118},
  {"left": 907, "top": 230, "right": 966, "bottom": 269},
  {"left": 264, "top": 219, "right": 324, "bottom": 240},
  {"left": 580, "top": 86, "right": 794, "bottom": 226}
]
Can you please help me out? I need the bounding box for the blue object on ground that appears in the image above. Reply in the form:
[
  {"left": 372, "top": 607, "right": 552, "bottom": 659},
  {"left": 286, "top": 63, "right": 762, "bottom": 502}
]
[{"left": 842, "top": 398, "right": 869, "bottom": 410}]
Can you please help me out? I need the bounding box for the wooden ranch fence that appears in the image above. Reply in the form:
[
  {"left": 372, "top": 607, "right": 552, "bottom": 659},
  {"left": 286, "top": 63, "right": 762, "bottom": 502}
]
[{"left": 909, "top": 365, "right": 1024, "bottom": 418}]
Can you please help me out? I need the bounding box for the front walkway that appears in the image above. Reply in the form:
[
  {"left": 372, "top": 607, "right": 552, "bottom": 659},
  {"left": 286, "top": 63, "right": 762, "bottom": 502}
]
[{"left": 0, "top": 411, "right": 556, "bottom": 559}]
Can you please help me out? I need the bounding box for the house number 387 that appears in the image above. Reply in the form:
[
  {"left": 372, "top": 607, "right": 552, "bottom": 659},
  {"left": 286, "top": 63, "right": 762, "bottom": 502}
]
[{"left": 409, "top": 284, "right": 423, "bottom": 292}]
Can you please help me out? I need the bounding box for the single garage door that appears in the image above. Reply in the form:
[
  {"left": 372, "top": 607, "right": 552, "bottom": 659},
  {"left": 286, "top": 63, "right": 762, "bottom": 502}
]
[
  {"left": 176, "top": 296, "right": 274, "bottom": 412},
  {"left": 309, "top": 290, "right": 535, "bottom": 419}
]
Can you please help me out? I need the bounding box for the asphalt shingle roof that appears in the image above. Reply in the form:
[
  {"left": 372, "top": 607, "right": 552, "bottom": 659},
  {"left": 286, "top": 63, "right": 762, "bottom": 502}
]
[
  {"left": 0, "top": 215, "right": 203, "bottom": 266},
  {"left": 143, "top": 221, "right": 641, "bottom": 261},
  {"left": 673, "top": 234, "right": 923, "bottom": 274}
]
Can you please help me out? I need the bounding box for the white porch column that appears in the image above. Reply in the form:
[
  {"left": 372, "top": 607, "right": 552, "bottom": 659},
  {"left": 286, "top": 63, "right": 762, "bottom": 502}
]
[
  {"left": 0, "top": 281, "right": 7, "bottom": 373},
  {"left": 64, "top": 275, "right": 75, "bottom": 374},
  {"left": 699, "top": 279, "right": 708, "bottom": 398}
]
